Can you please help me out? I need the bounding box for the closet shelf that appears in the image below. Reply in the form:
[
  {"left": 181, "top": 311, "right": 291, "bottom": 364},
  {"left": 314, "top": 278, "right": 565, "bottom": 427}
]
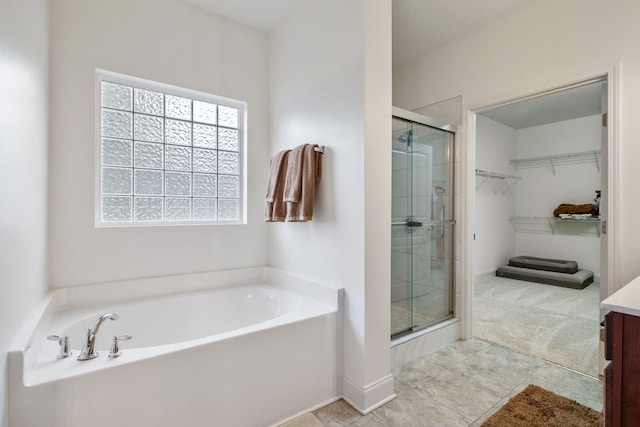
[
  {"left": 475, "top": 169, "right": 522, "bottom": 194},
  {"left": 509, "top": 216, "right": 601, "bottom": 237},
  {"left": 510, "top": 150, "right": 601, "bottom": 175}
]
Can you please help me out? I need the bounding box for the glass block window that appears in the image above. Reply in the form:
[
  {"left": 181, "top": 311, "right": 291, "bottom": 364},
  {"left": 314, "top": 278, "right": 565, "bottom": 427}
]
[{"left": 96, "top": 70, "right": 245, "bottom": 226}]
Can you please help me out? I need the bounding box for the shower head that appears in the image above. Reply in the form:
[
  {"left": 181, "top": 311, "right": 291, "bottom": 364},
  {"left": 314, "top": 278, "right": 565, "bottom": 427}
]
[{"left": 397, "top": 132, "right": 410, "bottom": 144}]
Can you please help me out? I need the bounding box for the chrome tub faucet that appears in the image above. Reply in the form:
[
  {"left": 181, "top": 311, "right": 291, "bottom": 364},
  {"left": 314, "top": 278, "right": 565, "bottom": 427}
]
[
  {"left": 77, "top": 313, "right": 119, "bottom": 361},
  {"left": 47, "top": 335, "right": 72, "bottom": 359}
]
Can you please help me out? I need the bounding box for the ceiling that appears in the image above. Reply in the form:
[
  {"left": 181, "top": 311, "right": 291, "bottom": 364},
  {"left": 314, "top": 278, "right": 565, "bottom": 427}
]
[
  {"left": 183, "top": 0, "right": 302, "bottom": 33},
  {"left": 185, "top": 0, "right": 602, "bottom": 129},
  {"left": 392, "top": 0, "right": 538, "bottom": 69},
  {"left": 186, "top": 0, "right": 537, "bottom": 67},
  {"left": 479, "top": 82, "right": 603, "bottom": 129}
]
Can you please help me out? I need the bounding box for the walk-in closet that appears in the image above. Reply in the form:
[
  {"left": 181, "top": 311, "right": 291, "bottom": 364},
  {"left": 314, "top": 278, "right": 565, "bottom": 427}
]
[{"left": 473, "top": 80, "right": 605, "bottom": 377}]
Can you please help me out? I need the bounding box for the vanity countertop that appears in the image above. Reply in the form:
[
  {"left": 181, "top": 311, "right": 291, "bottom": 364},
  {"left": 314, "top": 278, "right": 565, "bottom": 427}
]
[{"left": 602, "top": 275, "right": 640, "bottom": 316}]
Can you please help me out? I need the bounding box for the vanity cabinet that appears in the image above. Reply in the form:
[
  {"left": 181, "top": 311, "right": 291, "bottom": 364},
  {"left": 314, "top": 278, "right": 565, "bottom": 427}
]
[{"left": 604, "top": 310, "right": 640, "bottom": 426}]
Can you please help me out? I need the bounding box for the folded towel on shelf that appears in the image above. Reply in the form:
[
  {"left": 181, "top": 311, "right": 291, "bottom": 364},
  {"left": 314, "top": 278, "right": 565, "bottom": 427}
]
[
  {"left": 284, "top": 144, "right": 322, "bottom": 222},
  {"left": 553, "top": 203, "right": 599, "bottom": 217},
  {"left": 264, "top": 149, "right": 290, "bottom": 222}
]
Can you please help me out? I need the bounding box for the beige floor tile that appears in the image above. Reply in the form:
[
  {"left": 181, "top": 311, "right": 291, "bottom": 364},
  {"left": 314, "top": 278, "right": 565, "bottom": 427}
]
[
  {"left": 286, "top": 340, "right": 603, "bottom": 426},
  {"left": 525, "top": 362, "right": 603, "bottom": 411},
  {"left": 344, "top": 413, "right": 388, "bottom": 426},
  {"left": 413, "top": 366, "right": 504, "bottom": 420},
  {"left": 312, "top": 399, "right": 363, "bottom": 427},
  {"left": 278, "top": 413, "right": 324, "bottom": 427},
  {"left": 373, "top": 385, "right": 472, "bottom": 427}
]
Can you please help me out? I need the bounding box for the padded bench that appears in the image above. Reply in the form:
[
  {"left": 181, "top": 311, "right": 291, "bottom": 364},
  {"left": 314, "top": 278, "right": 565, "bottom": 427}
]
[
  {"left": 496, "top": 264, "right": 594, "bottom": 289},
  {"left": 508, "top": 255, "right": 578, "bottom": 274}
]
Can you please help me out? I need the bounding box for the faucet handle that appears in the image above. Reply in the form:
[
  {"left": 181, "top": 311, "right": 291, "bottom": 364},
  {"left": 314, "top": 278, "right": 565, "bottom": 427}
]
[
  {"left": 108, "top": 335, "right": 132, "bottom": 358},
  {"left": 47, "top": 335, "right": 72, "bottom": 359}
]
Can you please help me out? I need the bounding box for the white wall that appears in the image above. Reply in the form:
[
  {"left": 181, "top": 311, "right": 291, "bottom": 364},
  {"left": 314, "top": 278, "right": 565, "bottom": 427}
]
[
  {"left": 514, "top": 115, "right": 602, "bottom": 276},
  {"left": 0, "top": 0, "right": 49, "bottom": 424},
  {"left": 48, "top": 0, "right": 270, "bottom": 287},
  {"left": 270, "top": 0, "right": 394, "bottom": 413},
  {"left": 474, "top": 116, "right": 516, "bottom": 275},
  {"left": 394, "top": 0, "right": 640, "bottom": 287}
]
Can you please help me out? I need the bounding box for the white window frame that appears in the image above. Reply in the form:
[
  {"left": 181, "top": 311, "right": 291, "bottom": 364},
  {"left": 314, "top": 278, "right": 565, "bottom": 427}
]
[{"left": 95, "top": 69, "right": 247, "bottom": 227}]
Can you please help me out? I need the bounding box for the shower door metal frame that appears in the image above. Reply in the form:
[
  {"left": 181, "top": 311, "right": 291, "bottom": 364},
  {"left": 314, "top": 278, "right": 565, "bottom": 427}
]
[{"left": 391, "top": 107, "right": 458, "bottom": 338}]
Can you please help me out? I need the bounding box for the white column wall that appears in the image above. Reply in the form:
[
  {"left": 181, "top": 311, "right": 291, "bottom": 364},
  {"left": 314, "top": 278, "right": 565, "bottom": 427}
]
[
  {"left": 0, "top": 0, "right": 49, "bottom": 425},
  {"left": 394, "top": 0, "right": 640, "bottom": 286},
  {"left": 363, "top": 0, "right": 394, "bottom": 409},
  {"left": 269, "top": 0, "right": 394, "bottom": 413},
  {"left": 48, "top": 0, "right": 270, "bottom": 287}
]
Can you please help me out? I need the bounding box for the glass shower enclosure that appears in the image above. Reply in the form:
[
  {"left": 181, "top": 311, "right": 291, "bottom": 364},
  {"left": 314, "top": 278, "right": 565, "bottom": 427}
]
[{"left": 391, "top": 111, "right": 455, "bottom": 338}]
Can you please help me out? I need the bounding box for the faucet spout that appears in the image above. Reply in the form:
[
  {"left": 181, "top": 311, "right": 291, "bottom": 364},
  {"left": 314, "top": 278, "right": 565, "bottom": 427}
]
[
  {"left": 78, "top": 313, "right": 119, "bottom": 361},
  {"left": 92, "top": 313, "right": 119, "bottom": 336}
]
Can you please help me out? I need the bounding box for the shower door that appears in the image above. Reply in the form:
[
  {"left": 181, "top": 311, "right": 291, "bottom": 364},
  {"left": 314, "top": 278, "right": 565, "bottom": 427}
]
[{"left": 391, "top": 114, "right": 455, "bottom": 338}]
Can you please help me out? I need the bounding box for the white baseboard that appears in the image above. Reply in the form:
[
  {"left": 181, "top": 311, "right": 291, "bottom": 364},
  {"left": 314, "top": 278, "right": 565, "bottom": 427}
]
[
  {"left": 475, "top": 269, "right": 497, "bottom": 277},
  {"left": 342, "top": 374, "right": 396, "bottom": 415}
]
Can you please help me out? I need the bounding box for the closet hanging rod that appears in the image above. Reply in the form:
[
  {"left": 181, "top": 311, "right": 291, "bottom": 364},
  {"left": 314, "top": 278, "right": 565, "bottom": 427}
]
[
  {"left": 475, "top": 169, "right": 522, "bottom": 193},
  {"left": 476, "top": 169, "right": 521, "bottom": 179},
  {"left": 475, "top": 169, "right": 521, "bottom": 180}
]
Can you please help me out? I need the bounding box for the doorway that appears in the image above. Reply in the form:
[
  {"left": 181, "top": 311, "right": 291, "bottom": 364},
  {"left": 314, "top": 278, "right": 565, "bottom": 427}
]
[{"left": 469, "top": 75, "right": 615, "bottom": 377}]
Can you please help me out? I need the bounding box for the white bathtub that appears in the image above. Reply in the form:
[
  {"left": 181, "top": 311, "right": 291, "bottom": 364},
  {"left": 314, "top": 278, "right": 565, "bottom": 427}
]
[{"left": 9, "top": 267, "right": 343, "bottom": 427}]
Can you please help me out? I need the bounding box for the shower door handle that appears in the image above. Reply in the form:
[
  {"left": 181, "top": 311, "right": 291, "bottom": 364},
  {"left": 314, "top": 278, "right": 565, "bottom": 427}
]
[{"left": 391, "top": 219, "right": 424, "bottom": 228}]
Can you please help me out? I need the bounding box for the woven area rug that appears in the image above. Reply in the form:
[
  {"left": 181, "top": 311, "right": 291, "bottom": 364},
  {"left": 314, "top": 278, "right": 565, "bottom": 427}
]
[{"left": 481, "top": 384, "right": 603, "bottom": 427}]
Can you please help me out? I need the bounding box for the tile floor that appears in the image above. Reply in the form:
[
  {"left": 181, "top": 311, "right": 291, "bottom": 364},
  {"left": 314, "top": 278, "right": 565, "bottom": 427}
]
[
  {"left": 474, "top": 272, "right": 600, "bottom": 377},
  {"left": 278, "top": 339, "right": 603, "bottom": 427}
]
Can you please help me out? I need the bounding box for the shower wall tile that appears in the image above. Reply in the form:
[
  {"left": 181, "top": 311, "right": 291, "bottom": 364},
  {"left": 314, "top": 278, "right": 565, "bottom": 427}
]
[
  {"left": 392, "top": 227, "right": 411, "bottom": 251},
  {"left": 391, "top": 299, "right": 412, "bottom": 335},
  {"left": 414, "top": 293, "right": 449, "bottom": 324},
  {"left": 392, "top": 251, "right": 410, "bottom": 283},
  {"left": 412, "top": 196, "right": 430, "bottom": 219},
  {"left": 413, "top": 165, "right": 429, "bottom": 197},
  {"left": 392, "top": 196, "right": 412, "bottom": 221},
  {"left": 412, "top": 233, "right": 431, "bottom": 256},
  {"left": 391, "top": 282, "right": 411, "bottom": 302},
  {"left": 412, "top": 283, "right": 431, "bottom": 299},
  {"left": 413, "top": 254, "right": 429, "bottom": 284},
  {"left": 392, "top": 168, "right": 410, "bottom": 198},
  {"left": 392, "top": 239, "right": 411, "bottom": 255},
  {"left": 392, "top": 150, "right": 409, "bottom": 168},
  {"left": 433, "top": 162, "right": 447, "bottom": 183},
  {"left": 392, "top": 277, "right": 410, "bottom": 299}
]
